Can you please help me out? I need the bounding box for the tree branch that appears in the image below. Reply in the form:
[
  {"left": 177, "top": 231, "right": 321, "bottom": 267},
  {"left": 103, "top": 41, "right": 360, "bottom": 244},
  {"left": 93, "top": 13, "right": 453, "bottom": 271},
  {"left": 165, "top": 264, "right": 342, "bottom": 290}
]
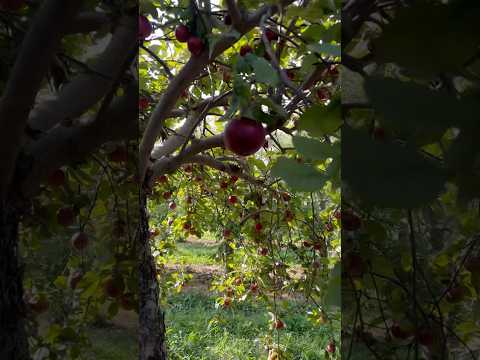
[
  {"left": 65, "top": 11, "right": 111, "bottom": 34},
  {"left": 0, "top": 0, "right": 82, "bottom": 204}
]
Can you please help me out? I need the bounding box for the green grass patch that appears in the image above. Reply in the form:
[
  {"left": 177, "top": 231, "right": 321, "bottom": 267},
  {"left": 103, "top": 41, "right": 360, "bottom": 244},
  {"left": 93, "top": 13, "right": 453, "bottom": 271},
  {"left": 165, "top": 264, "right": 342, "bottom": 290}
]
[
  {"left": 85, "top": 327, "right": 137, "bottom": 360},
  {"left": 168, "top": 241, "right": 220, "bottom": 266},
  {"left": 165, "top": 291, "right": 331, "bottom": 360}
]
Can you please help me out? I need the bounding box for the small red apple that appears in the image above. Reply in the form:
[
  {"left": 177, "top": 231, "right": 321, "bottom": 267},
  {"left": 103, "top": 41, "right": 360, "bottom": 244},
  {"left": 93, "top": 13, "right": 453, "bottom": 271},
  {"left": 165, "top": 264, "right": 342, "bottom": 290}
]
[
  {"left": 303, "top": 241, "right": 313, "bottom": 248},
  {"left": 175, "top": 24, "right": 191, "bottom": 43},
  {"left": 224, "top": 117, "right": 266, "bottom": 156},
  {"left": 183, "top": 222, "right": 191, "bottom": 231},
  {"left": 163, "top": 191, "right": 172, "bottom": 200},
  {"left": 223, "top": 229, "right": 232, "bottom": 238},
  {"left": 258, "top": 247, "right": 268, "bottom": 256},
  {"left": 139, "top": 97, "right": 150, "bottom": 111},
  {"left": 273, "top": 319, "right": 285, "bottom": 330},
  {"left": 221, "top": 181, "right": 229, "bottom": 189},
  {"left": 255, "top": 223, "right": 263, "bottom": 232},
  {"left": 327, "top": 65, "right": 339, "bottom": 77},
  {"left": 186, "top": 196, "right": 193, "bottom": 204},
  {"left": 57, "top": 207, "right": 75, "bottom": 227},
  {"left": 230, "top": 175, "right": 239, "bottom": 183},
  {"left": 187, "top": 36, "right": 204, "bottom": 56},
  {"left": 326, "top": 341, "right": 336, "bottom": 353},
  {"left": 228, "top": 195, "right": 238, "bottom": 204},
  {"left": 240, "top": 45, "right": 253, "bottom": 57},
  {"left": 138, "top": 15, "right": 153, "bottom": 40},
  {"left": 47, "top": 169, "right": 65, "bottom": 187},
  {"left": 103, "top": 276, "right": 125, "bottom": 298},
  {"left": 71, "top": 231, "right": 89, "bottom": 250},
  {"left": 250, "top": 283, "right": 258, "bottom": 292},
  {"left": 157, "top": 175, "right": 168, "bottom": 184},
  {"left": 184, "top": 164, "right": 193, "bottom": 173},
  {"left": 223, "top": 297, "right": 232, "bottom": 307},
  {"left": 265, "top": 29, "right": 278, "bottom": 42},
  {"left": 325, "top": 222, "right": 334, "bottom": 232},
  {"left": 169, "top": 202, "right": 177, "bottom": 210},
  {"left": 284, "top": 210, "right": 294, "bottom": 221},
  {"left": 316, "top": 87, "right": 330, "bottom": 102},
  {"left": 281, "top": 192, "right": 291, "bottom": 202}
]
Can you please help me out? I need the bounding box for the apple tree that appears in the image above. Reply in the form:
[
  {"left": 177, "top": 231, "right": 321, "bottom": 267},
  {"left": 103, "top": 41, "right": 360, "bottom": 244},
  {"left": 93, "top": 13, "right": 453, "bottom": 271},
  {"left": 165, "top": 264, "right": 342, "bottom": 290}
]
[
  {"left": 342, "top": 0, "right": 480, "bottom": 358},
  {"left": 0, "top": 1, "right": 139, "bottom": 359},
  {"left": 138, "top": 0, "right": 341, "bottom": 358}
]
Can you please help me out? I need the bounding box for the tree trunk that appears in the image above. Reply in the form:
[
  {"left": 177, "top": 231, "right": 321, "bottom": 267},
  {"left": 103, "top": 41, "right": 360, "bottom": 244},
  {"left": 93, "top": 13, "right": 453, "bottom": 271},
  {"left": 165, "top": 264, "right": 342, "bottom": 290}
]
[
  {"left": 0, "top": 204, "right": 30, "bottom": 360},
  {"left": 138, "top": 191, "right": 167, "bottom": 360}
]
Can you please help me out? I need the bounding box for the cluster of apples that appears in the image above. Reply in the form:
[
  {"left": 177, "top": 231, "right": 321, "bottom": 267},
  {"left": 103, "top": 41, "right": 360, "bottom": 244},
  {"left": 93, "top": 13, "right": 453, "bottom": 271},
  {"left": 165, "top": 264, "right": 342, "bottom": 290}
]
[{"left": 175, "top": 24, "right": 204, "bottom": 56}]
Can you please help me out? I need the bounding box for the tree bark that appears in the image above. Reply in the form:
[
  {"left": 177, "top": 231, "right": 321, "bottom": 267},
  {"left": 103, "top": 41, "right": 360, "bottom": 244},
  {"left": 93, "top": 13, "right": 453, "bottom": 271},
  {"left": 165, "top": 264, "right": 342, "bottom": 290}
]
[
  {"left": 0, "top": 204, "right": 30, "bottom": 360},
  {"left": 139, "top": 191, "right": 167, "bottom": 360}
]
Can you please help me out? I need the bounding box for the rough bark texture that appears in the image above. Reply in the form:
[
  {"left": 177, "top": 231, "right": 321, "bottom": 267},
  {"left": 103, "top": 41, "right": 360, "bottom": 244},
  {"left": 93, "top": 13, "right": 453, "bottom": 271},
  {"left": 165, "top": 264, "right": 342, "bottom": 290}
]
[
  {"left": 0, "top": 205, "right": 30, "bottom": 360},
  {"left": 139, "top": 191, "right": 167, "bottom": 360}
]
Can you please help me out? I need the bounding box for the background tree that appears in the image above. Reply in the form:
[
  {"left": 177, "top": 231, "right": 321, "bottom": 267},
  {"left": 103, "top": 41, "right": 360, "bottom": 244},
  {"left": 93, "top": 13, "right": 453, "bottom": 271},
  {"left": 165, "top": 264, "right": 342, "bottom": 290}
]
[
  {"left": 138, "top": 0, "right": 341, "bottom": 358},
  {"left": 342, "top": 0, "right": 480, "bottom": 358},
  {"left": 0, "top": 1, "right": 138, "bottom": 358}
]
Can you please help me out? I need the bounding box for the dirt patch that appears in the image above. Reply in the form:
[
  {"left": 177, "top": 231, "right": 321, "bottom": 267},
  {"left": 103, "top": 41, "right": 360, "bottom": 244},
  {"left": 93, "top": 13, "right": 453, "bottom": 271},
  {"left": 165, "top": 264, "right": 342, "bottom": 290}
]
[
  {"left": 184, "top": 236, "right": 219, "bottom": 247},
  {"left": 165, "top": 263, "right": 223, "bottom": 293}
]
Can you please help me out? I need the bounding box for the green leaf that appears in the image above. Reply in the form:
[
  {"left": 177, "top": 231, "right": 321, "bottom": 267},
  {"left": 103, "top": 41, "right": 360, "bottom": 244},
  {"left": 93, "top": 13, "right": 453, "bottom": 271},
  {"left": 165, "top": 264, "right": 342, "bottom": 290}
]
[
  {"left": 271, "top": 158, "right": 326, "bottom": 192},
  {"left": 298, "top": 102, "right": 342, "bottom": 137},
  {"left": 307, "top": 42, "right": 340, "bottom": 58},
  {"left": 293, "top": 136, "right": 339, "bottom": 161},
  {"left": 244, "top": 54, "right": 280, "bottom": 86},
  {"left": 343, "top": 126, "right": 448, "bottom": 208},
  {"left": 54, "top": 275, "right": 67, "bottom": 289}
]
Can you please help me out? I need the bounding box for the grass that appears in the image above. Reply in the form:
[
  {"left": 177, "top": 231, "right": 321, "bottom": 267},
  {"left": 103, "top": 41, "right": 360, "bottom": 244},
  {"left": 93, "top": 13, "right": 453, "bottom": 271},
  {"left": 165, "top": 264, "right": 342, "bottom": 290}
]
[
  {"left": 167, "top": 239, "right": 220, "bottom": 265},
  {"left": 165, "top": 291, "right": 331, "bottom": 360},
  {"left": 85, "top": 326, "right": 138, "bottom": 360}
]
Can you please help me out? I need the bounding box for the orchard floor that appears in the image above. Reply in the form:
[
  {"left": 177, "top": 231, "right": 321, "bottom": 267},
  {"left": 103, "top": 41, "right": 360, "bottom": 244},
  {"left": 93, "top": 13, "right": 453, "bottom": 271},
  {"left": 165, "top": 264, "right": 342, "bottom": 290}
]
[{"left": 86, "top": 237, "right": 331, "bottom": 360}]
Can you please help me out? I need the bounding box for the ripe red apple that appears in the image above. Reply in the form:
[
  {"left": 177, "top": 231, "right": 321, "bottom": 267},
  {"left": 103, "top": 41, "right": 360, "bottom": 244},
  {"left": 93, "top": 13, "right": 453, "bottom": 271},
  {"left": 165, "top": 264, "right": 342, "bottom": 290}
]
[
  {"left": 47, "top": 169, "right": 65, "bottom": 187},
  {"left": 120, "top": 293, "right": 136, "bottom": 311},
  {"left": 0, "top": 0, "right": 25, "bottom": 10},
  {"left": 69, "top": 271, "right": 83, "bottom": 290},
  {"left": 187, "top": 36, "right": 204, "bottom": 56},
  {"left": 326, "top": 341, "right": 336, "bottom": 353},
  {"left": 183, "top": 222, "right": 192, "bottom": 231},
  {"left": 163, "top": 191, "right": 172, "bottom": 200},
  {"left": 325, "top": 222, "right": 334, "bottom": 232},
  {"left": 224, "top": 117, "right": 266, "bottom": 156},
  {"left": 195, "top": 175, "right": 203, "bottom": 182},
  {"left": 345, "top": 253, "right": 365, "bottom": 278},
  {"left": 223, "top": 229, "right": 232, "bottom": 238},
  {"left": 284, "top": 210, "right": 294, "bottom": 221},
  {"left": 303, "top": 241, "right": 313, "bottom": 248},
  {"left": 286, "top": 69, "right": 295, "bottom": 80},
  {"left": 316, "top": 87, "right": 330, "bottom": 102},
  {"left": 224, "top": 14, "right": 232, "bottom": 25},
  {"left": 416, "top": 328, "right": 434, "bottom": 347},
  {"left": 175, "top": 24, "right": 191, "bottom": 42},
  {"left": 313, "top": 242, "right": 323, "bottom": 251},
  {"left": 169, "top": 202, "right": 177, "bottom": 210},
  {"left": 139, "top": 97, "right": 150, "bottom": 111},
  {"left": 341, "top": 210, "right": 361, "bottom": 231},
  {"left": 223, "top": 297, "right": 232, "bottom": 307},
  {"left": 334, "top": 210, "right": 341, "bottom": 220},
  {"left": 57, "top": 207, "right": 75, "bottom": 227},
  {"left": 258, "top": 247, "right": 268, "bottom": 256},
  {"left": 234, "top": 277, "right": 242, "bottom": 286},
  {"left": 391, "top": 323, "right": 412, "bottom": 339},
  {"left": 186, "top": 196, "right": 193, "bottom": 204},
  {"left": 265, "top": 29, "right": 279, "bottom": 42},
  {"left": 230, "top": 175, "right": 239, "bottom": 183},
  {"left": 103, "top": 276, "right": 125, "bottom": 298},
  {"left": 28, "top": 296, "right": 49, "bottom": 315},
  {"left": 138, "top": 15, "right": 153, "bottom": 40},
  {"left": 240, "top": 44, "right": 253, "bottom": 57},
  {"left": 327, "top": 65, "right": 339, "bottom": 77},
  {"left": 281, "top": 192, "right": 291, "bottom": 202},
  {"left": 446, "top": 285, "right": 466, "bottom": 303},
  {"left": 220, "top": 181, "right": 229, "bottom": 189},
  {"left": 184, "top": 164, "right": 193, "bottom": 173},
  {"left": 250, "top": 283, "right": 258, "bottom": 292},
  {"left": 71, "top": 231, "right": 89, "bottom": 250},
  {"left": 109, "top": 146, "right": 128, "bottom": 163},
  {"left": 228, "top": 195, "right": 238, "bottom": 204},
  {"left": 157, "top": 175, "right": 168, "bottom": 184},
  {"left": 273, "top": 319, "right": 285, "bottom": 330},
  {"left": 255, "top": 223, "right": 263, "bottom": 232}
]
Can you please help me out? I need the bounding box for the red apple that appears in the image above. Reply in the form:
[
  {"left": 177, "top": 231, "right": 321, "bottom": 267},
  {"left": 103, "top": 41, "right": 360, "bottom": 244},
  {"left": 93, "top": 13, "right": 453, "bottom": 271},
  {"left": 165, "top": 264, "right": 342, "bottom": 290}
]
[
  {"left": 234, "top": 277, "right": 242, "bottom": 286},
  {"left": 138, "top": 15, "right": 153, "bottom": 40},
  {"left": 223, "top": 229, "right": 232, "bottom": 238},
  {"left": 109, "top": 146, "right": 128, "bottom": 163},
  {"left": 325, "top": 222, "right": 334, "bottom": 232},
  {"left": 187, "top": 36, "right": 204, "bottom": 56},
  {"left": 57, "top": 207, "right": 75, "bottom": 227},
  {"left": 169, "top": 202, "right": 177, "bottom": 210},
  {"left": 265, "top": 29, "right": 278, "bottom": 42},
  {"left": 69, "top": 271, "right": 83, "bottom": 290},
  {"left": 163, "top": 191, "right": 172, "bottom": 200},
  {"left": 71, "top": 231, "right": 89, "bottom": 250},
  {"left": 228, "top": 195, "right": 238, "bottom": 204},
  {"left": 230, "top": 175, "right": 239, "bottom": 183},
  {"left": 47, "top": 169, "right": 65, "bottom": 187},
  {"left": 303, "top": 241, "right": 313, "bottom": 248},
  {"left": 103, "top": 276, "right": 125, "bottom": 298},
  {"left": 240, "top": 45, "right": 253, "bottom": 57},
  {"left": 184, "top": 164, "right": 193, "bottom": 173},
  {"left": 224, "top": 117, "right": 266, "bottom": 156},
  {"left": 139, "top": 97, "right": 150, "bottom": 111},
  {"left": 326, "top": 341, "right": 336, "bottom": 353},
  {"left": 281, "top": 192, "right": 291, "bottom": 202},
  {"left": 341, "top": 210, "right": 361, "bottom": 231},
  {"left": 221, "top": 181, "right": 229, "bottom": 189},
  {"left": 183, "top": 222, "right": 191, "bottom": 231},
  {"left": 273, "top": 319, "right": 285, "bottom": 330},
  {"left": 258, "top": 247, "right": 268, "bottom": 256},
  {"left": 255, "top": 223, "right": 263, "bottom": 232},
  {"left": 316, "top": 87, "right": 330, "bottom": 102},
  {"left": 223, "top": 297, "right": 232, "bottom": 307},
  {"left": 284, "top": 210, "right": 294, "bottom": 221},
  {"left": 175, "top": 24, "right": 191, "bottom": 42},
  {"left": 157, "top": 175, "right": 168, "bottom": 184},
  {"left": 250, "top": 283, "right": 258, "bottom": 292}
]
